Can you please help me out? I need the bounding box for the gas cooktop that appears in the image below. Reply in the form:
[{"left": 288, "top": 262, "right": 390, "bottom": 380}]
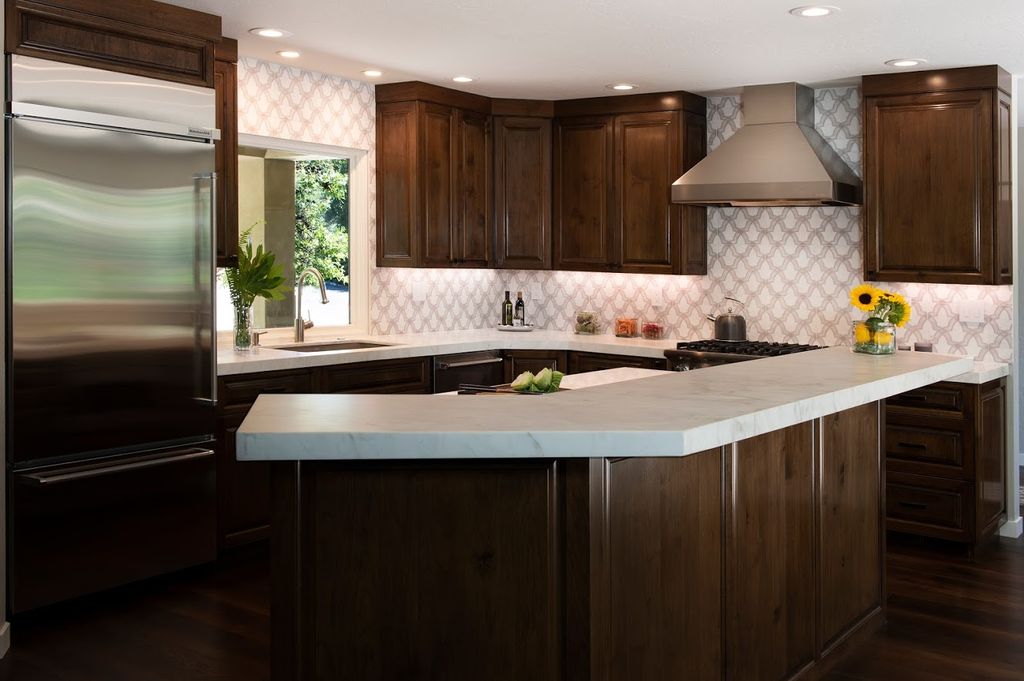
[
  {"left": 673, "top": 340, "right": 824, "bottom": 357},
  {"left": 665, "top": 340, "right": 825, "bottom": 371}
]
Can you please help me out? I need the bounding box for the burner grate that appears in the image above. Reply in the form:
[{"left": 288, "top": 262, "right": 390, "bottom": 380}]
[{"left": 674, "top": 340, "right": 824, "bottom": 357}]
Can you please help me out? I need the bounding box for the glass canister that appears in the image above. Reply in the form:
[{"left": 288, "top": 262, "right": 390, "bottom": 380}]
[
  {"left": 614, "top": 316, "right": 639, "bottom": 338},
  {"left": 641, "top": 318, "right": 666, "bottom": 340},
  {"left": 574, "top": 310, "right": 601, "bottom": 334}
]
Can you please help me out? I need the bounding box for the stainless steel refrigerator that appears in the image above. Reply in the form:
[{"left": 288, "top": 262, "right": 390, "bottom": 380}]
[{"left": 5, "top": 56, "right": 218, "bottom": 613}]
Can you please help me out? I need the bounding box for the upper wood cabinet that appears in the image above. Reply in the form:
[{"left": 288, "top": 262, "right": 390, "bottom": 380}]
[
  {"left": 213, "top": 37, "right": 239, "bottom": 267},
  {"left": 493, "top": 116, "right": 552, "bottom": 269},
  {"left": 376, "top": 84, "right": 492, "bottom": 268},
  {"left": 376, "top": 83, "right": 709, "bottom": 275},
  {"left": 553, "top": 93, "right": 707, "bottom": 275},
  {"left": 5, "top": 0, "right": 222, "bottom": 86},
  {"left": 863, "top": 66, "right": 1012, "bottom": 285},
  {"left": 553, "top": 115, "right": 616, "bottom": 270}
]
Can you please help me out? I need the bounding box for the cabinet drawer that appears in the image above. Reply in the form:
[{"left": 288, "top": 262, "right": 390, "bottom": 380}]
[
  {"left": 886, "top": 383, "right": 968, "bottom": 417},
  {"left": 321, "top": 357, "right": 431, "bottom": 394},
  {"left": 568, "top": 352, "right": 666, "bottom": 374},
  {"left": 219, "top": 370, "right": 314, "bottom": 410},
  {"left": 886, "top": 474, "right": 971, "bottom": 542},
  {"left": 885, "top": 425, "right": 968, "bottom": 478}
]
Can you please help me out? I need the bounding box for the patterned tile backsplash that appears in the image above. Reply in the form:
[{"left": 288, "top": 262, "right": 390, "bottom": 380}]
[{"left": 238, "top": 60, "right": 1013, "bottom": 363}]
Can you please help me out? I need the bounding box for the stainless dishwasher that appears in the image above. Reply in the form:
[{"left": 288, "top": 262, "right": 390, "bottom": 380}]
[{"left": 433, "top": 351, "right": 505, "bottom": 393}]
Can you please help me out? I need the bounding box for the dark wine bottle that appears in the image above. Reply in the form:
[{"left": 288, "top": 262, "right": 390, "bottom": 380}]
[
  {"left": 514, "top": 291, "right": 525, "bottom": 326},
  {"left": 502, "top": 291, "right": 513, "bottom": 326}
]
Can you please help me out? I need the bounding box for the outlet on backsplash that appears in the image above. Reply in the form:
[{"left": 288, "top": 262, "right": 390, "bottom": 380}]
[
  {"left": 411, "top": 282, "right": 428, "bottom": 303},
  {"left": 957, "top": 300, "right": 986, "bottom": 325}
]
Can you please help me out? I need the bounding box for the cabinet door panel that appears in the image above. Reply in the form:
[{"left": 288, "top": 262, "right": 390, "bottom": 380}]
[
  {"left": 554, "top": 116, "right": 614, "bottom": 270},
  {"left": 420, "top": 102, "right": 456, "bottom": 266},
  {"left": 457, "top": 111, "right": 491, "bottom": 266},
  {"left": 594, "top": 453, "right": 723, "bottom": 681},
  {"left": 865, "top": 90, "right": 993, "bottom": 283},
  {"left": 503, "top": 350, "right": 566, "bottom": 382},
  {"left": 214, "top": 55, "right": 238, "bottom": 266},
  {"left": 376, "top": 101, "right": 418, "bottom": 266},
  {"left": 820, "top": 404, "right": 883, "bottom": 650},
  {"left": 494, "top": 117, "right": 552, "bottom": 269},
  {"left": 614, "top": 112, "right": 679, "bottom": 274},
  {"left": 996, "top": 92, "right": 1013, "bottom": 283},
  {"left": 725, "top": 422, "right": 816, "bottom": 681},
  {"left": 976, "top": 382, "right": 1006, "bottom": 534}
]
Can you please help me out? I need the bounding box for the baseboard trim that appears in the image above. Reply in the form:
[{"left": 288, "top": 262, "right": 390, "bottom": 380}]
[
  {"left": 999, "top": 516, "right": 1023, "bottom": 539},
  {"left": 0, "top": 621, "right": 11, "bottom": 658}
]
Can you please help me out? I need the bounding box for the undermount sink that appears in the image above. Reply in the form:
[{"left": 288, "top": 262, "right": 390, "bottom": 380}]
[{"left": 274, "top": 340, "right": 395, "bottom": 353}]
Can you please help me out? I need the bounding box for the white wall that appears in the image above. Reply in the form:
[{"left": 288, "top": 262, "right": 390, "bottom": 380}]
[{"left": 1007, "top": 74, "right": 1024, "bottom": 538}]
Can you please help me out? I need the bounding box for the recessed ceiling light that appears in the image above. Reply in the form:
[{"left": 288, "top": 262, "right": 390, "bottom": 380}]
[
  {"left": 452, "top": 76, "right": 474, "bottom": 83},
  {"left": 885, "top": 58, "right": 927, "bottom": 68},
  {"left": 788, "top": 5, "right": 840, "bottom": 17},
  {"left": 249, "top": 27, "right": 290, "bottom": 38},
  {"left": 362, "top": 69, "right": 383, "bottom": 78},
  {"left": 277, "top": 50, "right": 301, "bottom": 59},
  {"left": 607, "top": 83, "right": 638, "bottom": 91}
]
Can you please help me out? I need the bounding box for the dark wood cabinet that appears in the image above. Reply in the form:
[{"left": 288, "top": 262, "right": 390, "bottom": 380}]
[
  {"left": 567, "top": 351, "right": 667, "bottom": 373},
  {"left": 217, "top": 369, "right": 314, "bottom": 548},
  {"left": 216, "top": 358, "right": 431, "bottom": 549},
  {"left": 863, "top": 66, "right": 1012, "bottom": 285},
  {"left": 376, "top": 83, "right": 707, "bottom": 275},
  {"left": 884, "top": 378, "right": 1006, "bottom": 551},
  {"left": 5, "top": 0, "right": 221, "bottom": 86},
  {"left": 553, "top": 94, "right": 707, "bottom": 275},
  {"left": 494, "top": 116, "right": 552, "bottom": 269},
  {"left": 503, "top": 349, "right": 567, "bottom": 382},
  {"left": 273, "top": 403, "right": 883, "bottom": 680},
  {"left": 376, "top": 84, "right": 493, "bottom": 268},
  {"left": 213, "top": 37, "right": 238, "bottom": 267},
  {"left": 553, "top": 115, "right": 616, "bottom": 271}
]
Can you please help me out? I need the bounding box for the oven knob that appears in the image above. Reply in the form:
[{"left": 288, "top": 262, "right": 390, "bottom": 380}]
[{"left": 674, "top": 362, "right": 691, "bottom": 372}]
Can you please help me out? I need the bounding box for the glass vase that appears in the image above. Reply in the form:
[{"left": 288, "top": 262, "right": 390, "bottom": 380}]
[
  {"left": 233, "top": 304, "right": 253, "bottom": 351},
  {"left": 852, "top": 320, "right": 896, "bottom": 355}
]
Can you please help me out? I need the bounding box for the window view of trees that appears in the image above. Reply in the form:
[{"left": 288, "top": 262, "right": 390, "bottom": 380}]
[{"left": 294, "top": 159, "right": 350, "bottom": 284}]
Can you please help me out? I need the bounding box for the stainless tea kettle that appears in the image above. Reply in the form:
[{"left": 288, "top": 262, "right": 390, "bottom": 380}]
[{"left": 707, "top": 297, "right": 747, "bottom": 341}]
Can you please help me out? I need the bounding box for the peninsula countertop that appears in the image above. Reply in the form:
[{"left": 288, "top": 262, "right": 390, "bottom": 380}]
[
  {"left": 236, "top": 347, "right": 973, "bottom": 462},
  {"left": 217, "top": 327, "right": 1004, "bottom": 384}
]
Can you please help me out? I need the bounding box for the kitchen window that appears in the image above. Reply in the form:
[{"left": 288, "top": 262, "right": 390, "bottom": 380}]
[{"left": 216, "top": 134, "right": 370, "bottom": 334}]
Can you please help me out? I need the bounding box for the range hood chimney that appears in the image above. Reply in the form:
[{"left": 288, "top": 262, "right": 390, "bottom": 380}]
[{"left": 672, "top": 82, "right": 862, "bottom": 207}]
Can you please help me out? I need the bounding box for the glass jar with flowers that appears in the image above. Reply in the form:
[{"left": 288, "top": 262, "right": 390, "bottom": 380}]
[
  {"left": 849, "top": 284, "right": 911, "bottom": 355},
  {"left": 223, "top": 227, "right": 288, "bottom": 351}
]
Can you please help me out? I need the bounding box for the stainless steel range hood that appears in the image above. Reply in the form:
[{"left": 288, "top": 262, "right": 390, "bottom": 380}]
[{"left": 672, "top": 82, "right": 862, "bottom": 206}]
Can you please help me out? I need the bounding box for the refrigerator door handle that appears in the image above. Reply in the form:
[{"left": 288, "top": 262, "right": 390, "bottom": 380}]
[
  {"left": 193, "top": 172, "right": 217, "bottom": 407},
  {"left": 16, "top": 448, "right": 215, "bottom": 486},
  {"left": 8, "top": 102, "right": 220, "bottom": 142}
]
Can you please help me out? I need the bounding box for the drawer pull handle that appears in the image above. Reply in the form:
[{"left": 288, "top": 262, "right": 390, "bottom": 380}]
[
  {"left": 901, "top": 395, "right": 928, "bottom": 402},
  {"left": 897, "top": 442, "right": 927, "bottom": 450},
  {"left": 898, "top": 501, "right": 928, "bottom": 510}
]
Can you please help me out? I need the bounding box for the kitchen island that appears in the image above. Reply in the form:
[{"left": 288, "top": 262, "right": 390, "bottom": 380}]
[{"left": 238, "top": 348, "right": 973, "bottom": 681}]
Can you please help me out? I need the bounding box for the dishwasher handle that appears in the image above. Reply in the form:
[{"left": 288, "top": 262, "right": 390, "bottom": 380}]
[{"left": 436, "top": 357, "right": 504, "bottom": 370}]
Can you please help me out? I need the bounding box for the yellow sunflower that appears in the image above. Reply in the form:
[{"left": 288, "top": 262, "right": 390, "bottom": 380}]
[{"left": 849, "top": 284, "right": 881, "bottom": 312}]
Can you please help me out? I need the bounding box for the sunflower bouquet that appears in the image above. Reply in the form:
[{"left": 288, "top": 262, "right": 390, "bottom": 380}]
[{"left": 849, "top": 284, "right": 911, "bottom": 355}]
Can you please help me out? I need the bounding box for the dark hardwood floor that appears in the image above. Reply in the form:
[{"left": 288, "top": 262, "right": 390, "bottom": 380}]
[
  {"left": 0, "top": 536, "right": 1021, "bottom": 680},
  {"left": 0, "top": 546, "right": 270, "bottom": 681}
]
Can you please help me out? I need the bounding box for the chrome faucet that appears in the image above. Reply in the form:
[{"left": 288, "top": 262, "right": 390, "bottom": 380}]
[{"left": 294, "top": 267, "right": 329, "bottom": 342}]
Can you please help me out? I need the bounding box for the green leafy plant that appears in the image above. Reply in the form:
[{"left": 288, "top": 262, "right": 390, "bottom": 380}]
[{"left": 224, "top": 225, "right": 289, "bottom": 310}]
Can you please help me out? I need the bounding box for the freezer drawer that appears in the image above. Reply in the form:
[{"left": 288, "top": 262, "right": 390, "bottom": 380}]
[{"left": 9, "top": 446, "right": 216, "bottom": 613}]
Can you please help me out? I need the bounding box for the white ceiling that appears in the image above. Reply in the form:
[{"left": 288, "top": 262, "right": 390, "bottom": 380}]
[{"left": 173, "top": 0, "right": 1024, "bottom": 99}]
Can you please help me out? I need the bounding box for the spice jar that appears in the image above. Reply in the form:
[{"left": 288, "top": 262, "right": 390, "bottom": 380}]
[
  {"left": 614, "top": 317, "right": 639, "bottom": 338},
  {"left": 641, "top": 319, "right": 666, "bottom": 340}
]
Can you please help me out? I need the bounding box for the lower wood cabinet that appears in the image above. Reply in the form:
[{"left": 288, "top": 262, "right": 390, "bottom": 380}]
[
  {"left": 884, "top": 378, "right": 1006, "bottom": 552},
  {"left": 503, "top": 349, "right": 567, "bottom": 382},
  {"left": 271, "top": 402, "right": 883, "bottom": 680},
  {"left": 215, "top": 358, "right": 432, "bottom": 549},
  {"left": 567, "top": 351, "right": 668, "bottom": 373}
]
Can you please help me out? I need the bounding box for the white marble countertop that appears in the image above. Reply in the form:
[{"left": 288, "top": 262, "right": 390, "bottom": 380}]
[
  {"left": 218, "top": 327, "right": 1001, "bottom": 384},
  {"left": 948, "top": 360, "right": 1010, "bottom": 385},
  {"left": 237, "top": 347, "right": 973, "bottom": 462}
]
